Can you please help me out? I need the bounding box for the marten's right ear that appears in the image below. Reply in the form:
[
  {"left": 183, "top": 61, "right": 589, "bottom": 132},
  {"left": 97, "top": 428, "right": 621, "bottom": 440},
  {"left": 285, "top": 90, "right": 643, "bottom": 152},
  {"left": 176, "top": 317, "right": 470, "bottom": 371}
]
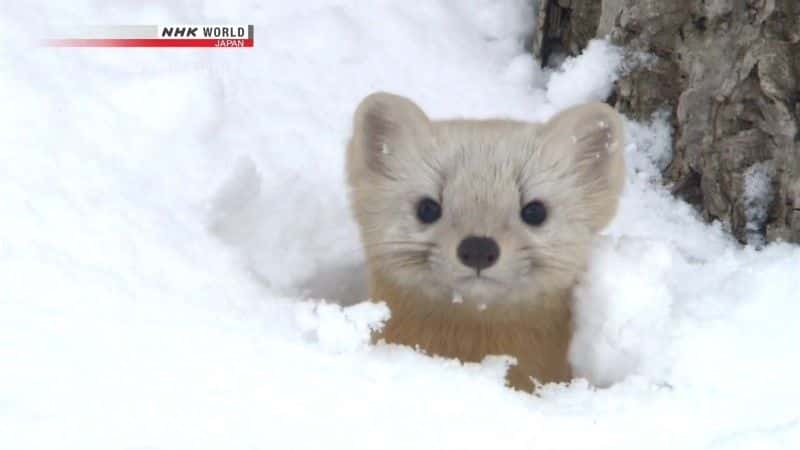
[{"left": 349, "top": 92, "right": 432, "bottom": 179}]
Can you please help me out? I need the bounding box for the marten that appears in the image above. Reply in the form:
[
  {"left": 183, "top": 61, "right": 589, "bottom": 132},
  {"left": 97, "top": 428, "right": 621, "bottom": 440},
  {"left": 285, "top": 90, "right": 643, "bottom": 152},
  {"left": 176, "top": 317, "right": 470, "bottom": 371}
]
[{"left": 346, "top": 92, "right": 625, "bottom": 391}]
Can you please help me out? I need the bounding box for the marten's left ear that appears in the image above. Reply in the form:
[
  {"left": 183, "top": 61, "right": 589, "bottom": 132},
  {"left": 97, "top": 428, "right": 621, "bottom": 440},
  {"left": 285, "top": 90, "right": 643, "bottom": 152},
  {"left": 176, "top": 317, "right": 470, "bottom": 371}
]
[
  {"left": 536, "top": 103, "right": 626, "bottom": 230},
  {"left": 539, "top": 102, "right": 625, "bottom": 197},
  {"left": 348, "top": 92, "right": 432, "bottom": 180}
]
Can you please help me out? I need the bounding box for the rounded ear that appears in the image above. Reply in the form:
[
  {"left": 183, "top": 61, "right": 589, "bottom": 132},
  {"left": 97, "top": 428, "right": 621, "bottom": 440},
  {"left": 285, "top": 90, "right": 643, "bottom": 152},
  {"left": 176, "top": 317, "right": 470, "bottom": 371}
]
[
  {"left": 540, "top": 102, "right": 625, "bottom": 195},
  {"left": 347, "top": 92, "right": 432, "bottom": 181},
  {"left": 538, "top": 102, "right": 626, "bottom": 229}
]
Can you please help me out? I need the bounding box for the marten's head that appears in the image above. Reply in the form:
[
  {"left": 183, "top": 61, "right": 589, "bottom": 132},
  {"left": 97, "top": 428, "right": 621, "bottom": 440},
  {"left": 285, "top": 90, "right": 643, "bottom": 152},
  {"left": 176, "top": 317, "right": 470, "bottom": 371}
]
[{"left": 347, "top": 92, "right": 625, "bottom": 307}]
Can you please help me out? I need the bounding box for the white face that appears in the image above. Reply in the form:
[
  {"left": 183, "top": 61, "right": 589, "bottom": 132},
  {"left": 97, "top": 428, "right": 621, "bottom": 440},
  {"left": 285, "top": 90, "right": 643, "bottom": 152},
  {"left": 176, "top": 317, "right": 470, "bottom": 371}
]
[{"left": 347, "top": 93, "right": 624, "bottom": 307}]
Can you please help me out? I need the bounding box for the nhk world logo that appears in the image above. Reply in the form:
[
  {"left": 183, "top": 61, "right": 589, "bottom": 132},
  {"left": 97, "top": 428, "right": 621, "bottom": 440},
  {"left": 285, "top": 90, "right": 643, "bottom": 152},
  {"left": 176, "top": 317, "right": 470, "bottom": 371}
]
[{"left": 45, "top": 25, "right": 254, "bottom": 48}]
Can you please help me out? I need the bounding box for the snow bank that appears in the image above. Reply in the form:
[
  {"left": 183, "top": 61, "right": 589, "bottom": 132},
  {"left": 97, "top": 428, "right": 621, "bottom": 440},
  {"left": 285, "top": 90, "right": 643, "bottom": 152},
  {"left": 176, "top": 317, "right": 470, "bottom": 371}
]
[{"left": 2, "top": 1, "right": 799, "bottom": 449}]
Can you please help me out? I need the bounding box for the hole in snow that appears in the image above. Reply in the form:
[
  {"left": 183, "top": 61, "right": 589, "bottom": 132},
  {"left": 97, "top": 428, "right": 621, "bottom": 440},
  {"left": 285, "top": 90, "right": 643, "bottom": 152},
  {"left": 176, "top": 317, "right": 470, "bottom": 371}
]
[{"left": 208, "top": 156, "right": 368, "bottom": 305}]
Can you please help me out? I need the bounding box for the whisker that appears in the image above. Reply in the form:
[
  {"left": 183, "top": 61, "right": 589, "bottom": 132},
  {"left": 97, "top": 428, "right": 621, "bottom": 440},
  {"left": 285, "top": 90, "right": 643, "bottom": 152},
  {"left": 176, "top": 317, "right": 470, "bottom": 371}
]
[
  {"left": 372, "top": 247, "right": 431, "bottom": 269},
  {"left": 365, "top": 240, "right": 435, "bottom": 248}
]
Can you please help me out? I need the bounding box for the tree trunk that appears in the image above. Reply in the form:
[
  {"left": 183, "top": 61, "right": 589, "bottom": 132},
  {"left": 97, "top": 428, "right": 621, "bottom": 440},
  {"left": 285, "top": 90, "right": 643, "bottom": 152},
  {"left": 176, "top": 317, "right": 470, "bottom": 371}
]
[{"left": 533, "top": 0, "right": 800, "bottom": 244}]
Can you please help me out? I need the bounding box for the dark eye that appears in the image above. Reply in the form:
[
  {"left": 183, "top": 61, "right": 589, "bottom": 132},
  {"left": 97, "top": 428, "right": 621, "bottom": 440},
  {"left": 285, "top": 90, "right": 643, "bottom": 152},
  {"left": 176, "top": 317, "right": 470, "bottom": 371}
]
[
  {"left": 416, "top": 197, "right": 442, "bottom": 224},
  {"left": 521, "top": 200, "right": 547, "bottom": 226}
]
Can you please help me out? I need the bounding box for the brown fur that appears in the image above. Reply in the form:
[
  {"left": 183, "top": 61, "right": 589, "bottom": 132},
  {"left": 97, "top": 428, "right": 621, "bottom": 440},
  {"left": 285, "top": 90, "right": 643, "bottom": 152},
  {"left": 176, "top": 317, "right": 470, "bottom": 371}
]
[{"left": 371, "top": 271, "right": 571, "bottom": 391}]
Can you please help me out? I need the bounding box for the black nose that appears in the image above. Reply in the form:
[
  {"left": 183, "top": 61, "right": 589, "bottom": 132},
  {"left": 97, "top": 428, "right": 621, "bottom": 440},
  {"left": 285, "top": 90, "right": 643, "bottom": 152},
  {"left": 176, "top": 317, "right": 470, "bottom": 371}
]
[{"left": 457, "top": 236, "right": 500, "bottom": 271}]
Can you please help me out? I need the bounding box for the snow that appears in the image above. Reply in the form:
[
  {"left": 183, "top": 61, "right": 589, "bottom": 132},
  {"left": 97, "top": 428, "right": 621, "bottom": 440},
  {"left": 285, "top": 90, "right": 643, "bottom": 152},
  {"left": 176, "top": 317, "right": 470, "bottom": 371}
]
[
  {"left": 545, "top": 40, "right": 623, "bottom": 110},
  {"left": 744, "top": 161, "right": 776, "bottom": 246},
  {"left": 3, "top": 1, "right": 800, "bottom": 449}
]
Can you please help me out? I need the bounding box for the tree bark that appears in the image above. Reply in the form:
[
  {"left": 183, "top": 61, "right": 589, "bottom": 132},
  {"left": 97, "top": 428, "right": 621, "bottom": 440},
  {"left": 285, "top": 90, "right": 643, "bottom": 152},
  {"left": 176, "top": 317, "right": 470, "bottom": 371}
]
[{"left": 533, "top": 0, "right": 800, "bottom": 244}]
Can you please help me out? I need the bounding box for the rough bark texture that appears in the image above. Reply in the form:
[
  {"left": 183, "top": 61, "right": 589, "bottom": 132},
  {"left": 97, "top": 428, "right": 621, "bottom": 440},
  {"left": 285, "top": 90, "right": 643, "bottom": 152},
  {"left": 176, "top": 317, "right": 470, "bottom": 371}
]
[{"left": 533, "top": 0, "right": 800, "bottom": 244}]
